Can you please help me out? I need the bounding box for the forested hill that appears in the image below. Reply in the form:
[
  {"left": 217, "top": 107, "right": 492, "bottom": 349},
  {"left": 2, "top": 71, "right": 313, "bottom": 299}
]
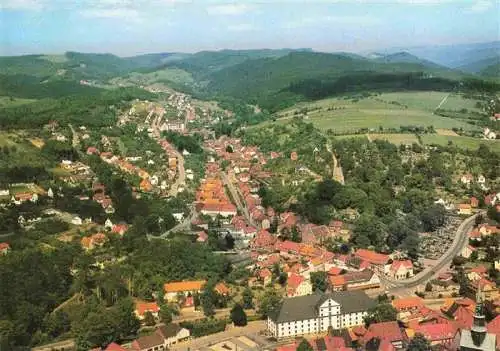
[{"left": 198, "top": 51, "right": 468, "bottom": 111}]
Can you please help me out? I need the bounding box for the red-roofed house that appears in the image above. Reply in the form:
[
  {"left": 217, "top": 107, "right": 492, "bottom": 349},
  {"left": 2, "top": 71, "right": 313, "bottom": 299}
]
[
  {"left": 453, "top": 306, "right": 474, "bottom": 330},
  {"left": 105, "top": 343, "right": 128, "bottom": 351},
  {"left": 470, "top": 196, "right": 479, "bottom": 208},
  {"left": 392, "top": 297, "right": 424, "bottom": 313},
  {"left": 258, "top": 268, "right": 272, "bottom": 285},
  {"left": 251, "top": 230, "right": 276, "bottom": 250},
  {"left": 355, "top": 249, "right": 389, "bottom": 267},
  {"left": 362, "top": 321, "right": 405, "bottom": 350},
  {"left": 86, "top": 146, "right": 99, "bottom": 155},
  {"left": 275, "top": 240, "right": 300, "bottom": 255},
  {"left": 134, "top": 301, "right": 160, "bottom": 320},
  {"left": 111, "top": 223, "right": 128, "bottom": 236},
  {"left": 196, "top": 231, "right": 208, "bottom": 243},
  {"left": 286, "top": 273, "right": 312, "bottom": 297},
  {"left": 388, "top": 260, "right": 414, "bottom": 280},
  {"left": 413, "top": 322, "right": 457, "bottom": 347},
  {"left": 215, "top": 282, "right": 230, "bottom": 296},
  {"left": 0, "top": 242, "right": 10, "bottom": 255}
]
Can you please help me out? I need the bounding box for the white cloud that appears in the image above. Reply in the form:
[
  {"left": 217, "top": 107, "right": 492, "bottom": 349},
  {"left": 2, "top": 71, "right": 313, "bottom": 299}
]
[
  {"left": 206, "top": 4, "right": 254, "bottom": 15},
  {"left": 0, "top": 0, "right": 47, "bottom": 11},
  {"left": 227, "top": 23, "right": 256, "bottom": 31},
  {"left": 284, "top": 14, "right": 381, "bottom": 29},
  {"left": 467, "top": 0, "right": 493, "bottom": 13}
]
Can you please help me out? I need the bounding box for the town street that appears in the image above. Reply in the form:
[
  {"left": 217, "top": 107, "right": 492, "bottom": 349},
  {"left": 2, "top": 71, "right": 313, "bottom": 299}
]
[{"left": 382, "top": 213, "right": 480, "bottom": 292}]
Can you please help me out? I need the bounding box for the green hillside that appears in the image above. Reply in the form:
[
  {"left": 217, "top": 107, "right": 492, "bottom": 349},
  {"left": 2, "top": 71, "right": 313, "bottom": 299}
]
[
  {"left": 458, "top": 56, "right": 500, "bottom": 74},
  {"left": 480, "top": 62, "right": 500, "bottom": 78},
  {"left": 168, "top": 48, "right": 313, "bottom": 78},
  {"left": 201, "top": 51, "right": 467, "bottom": 111}
]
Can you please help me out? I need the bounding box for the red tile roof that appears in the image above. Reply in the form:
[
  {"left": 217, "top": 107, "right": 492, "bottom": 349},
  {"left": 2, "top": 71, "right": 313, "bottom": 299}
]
[
  {"left": 0, "top": 242, "right": 10, "bottom": 251},
  {"left": 453, "top": 306, "right": 474, "bottom": 329},
  {"left": 364, "top": 321, "right": 404, "bottom": 344},
  {"left": 390, "top": 260, "right": 413, "bottom": 272},
  {"left": 487, "top": 315, "right": 500, "bottom": 335},
  {"left": 287, "top": 273, "right": 305, "bottom": 289},
  {"left": 135, "top": 301, "right": 160, "bottom": 317},
  {"left": 414, "top": 322, "right": 457, "bottom": 341},
  {"left": 392, "top": 297, "right": 424, "bottom": 311},
  {"left": 328, "top": 267, "right": 343, "bottom": 276},
  {"left": 355, "top": 249, "right": 389, "bottom": 265},
  {"left": 105, "top": 343, "right": 128, "bottom": 351}
]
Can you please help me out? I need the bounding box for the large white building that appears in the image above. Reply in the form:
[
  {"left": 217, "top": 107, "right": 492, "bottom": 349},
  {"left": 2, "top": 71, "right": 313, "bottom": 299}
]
[{"left": 267, "top": 291, "right": 375, "bottom": 339}]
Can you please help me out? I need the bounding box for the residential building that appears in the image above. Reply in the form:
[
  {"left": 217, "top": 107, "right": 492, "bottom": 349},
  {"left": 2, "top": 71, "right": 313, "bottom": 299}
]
[
  {"left": 388, "top": 260, "right": 414, "bottom": 280},
  {"left": 462, "top": 245, "right": 477, "bottom": 259},
  {"left": 392, "top": 297, "right": 424, "bottom": 314},
  {"left": 0, "top": 242, "right": 11, "bottom": 255},
  {"left": 354, "top": 249, "right": 389, "bottom": 269},
  {"left": 131, "top": 333, "right": 165, "bottom": 351},
  {"left": 458, "top": 204, "right": 473, "bottom": 215},
  {"left": 267, "top": 291, "right": 375, "bottom": 339},
  {"left": 329, "top": 269, "right": 380, "bottom": 291},
  {"left": 135, "top": 301, "right": 160, "bottom": 320},
  {"left": 163, "top": 280, "right": 206, "bottom": 301},
  {"left": 362, "top": 321, "right": 406, "bottom": 350},
  {"left": 286, "top": 273, "right": 313, "bottom": 297},
  {"left": 156, "top": 323, "right": 190, "bottom": 347},
  {"left": 413, "top": 322, "right": 457, "bottom": 348}
]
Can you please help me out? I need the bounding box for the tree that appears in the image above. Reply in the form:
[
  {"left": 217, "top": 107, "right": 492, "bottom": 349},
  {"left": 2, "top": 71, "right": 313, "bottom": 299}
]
[
  {"left": 407, "top": 333, "right": 431, "bottom": 351},
  {"left": 258, "top": 288, "right": 282, "bottom": 318},
  {"left": 297, "top": 339, "right": 314, "bottom": 351},
  {"left": 364, "top": 304, "right": 398, "bottom": 326},
  {"left": 200, "top": 283, "right": 217, "bottom": 318},
  {"left": 310, "top": 272, "right": 328, "bottom": 292},
  {"left": 43, "top": 310, "right": 71, "bottom": 338},
  {"left": 242, "top": 287, "right": 254, "bottom": 309},
  {"left": 111, "top": 298, "right": 141, "bottom": 339},
  {"left": 291, "top": 226, "right": 302, "bottom": 243},
  {"left": 230, "top": 303, "right": 247, "bottom": 326},
  {"left": 144, "top": 311, "right": 156, "bottom": 326},
  {"left": 159, "top": 305, "right": 173, "bottom": 324},
  {"left": 425, "top": 282, "right": 433, "bottom": 292},
  {"left": 75, "top": 312, "right": 118, "bottom": 350}
]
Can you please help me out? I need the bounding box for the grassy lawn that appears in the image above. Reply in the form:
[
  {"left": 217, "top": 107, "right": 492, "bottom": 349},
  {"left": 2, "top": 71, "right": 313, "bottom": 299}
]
[
  {"left": 421, "top": 134, "right": 500, "bottom": 152},
  {"left": 274, "top": 91, "right": 481, "bottom": 134}
]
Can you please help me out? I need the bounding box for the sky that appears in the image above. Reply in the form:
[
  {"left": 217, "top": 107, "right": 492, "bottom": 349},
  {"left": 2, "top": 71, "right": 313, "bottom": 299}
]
[{"left": 0, "top": 0, "right": 498, "bottom": 56}]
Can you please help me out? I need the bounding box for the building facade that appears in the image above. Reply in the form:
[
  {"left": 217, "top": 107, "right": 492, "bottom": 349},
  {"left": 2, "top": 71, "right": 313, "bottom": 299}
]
[{"left": 267, "top": 291, "right": 374, "bottom": 339}]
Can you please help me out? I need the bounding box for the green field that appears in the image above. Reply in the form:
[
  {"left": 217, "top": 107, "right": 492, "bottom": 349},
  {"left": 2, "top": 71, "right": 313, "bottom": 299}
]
[
  {"left": 275, "top": 91, "right": 482, "bottom": 133},
  {"left": 421, "top": 134, "right": 500, "bottom": 152},
  {"left": 0, "top": 96, "right": 36, "bottom": 108},
  {"left": 369, "top": 133, "right": 420, "bottom": 145}
]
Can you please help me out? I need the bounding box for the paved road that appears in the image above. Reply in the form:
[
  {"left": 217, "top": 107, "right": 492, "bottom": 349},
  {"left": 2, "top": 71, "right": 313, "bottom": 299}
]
[
  {"left": 383, "top": 213, "right": 479, "bottom": 291},
  {"left": 220, "top": 171, "right": 258, "bottom": 228}
]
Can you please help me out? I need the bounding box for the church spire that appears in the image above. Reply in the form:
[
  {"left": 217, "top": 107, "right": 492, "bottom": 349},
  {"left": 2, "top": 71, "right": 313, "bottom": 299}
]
[{"left": 471, "top": 285, "right": 487, "bottom": 346}]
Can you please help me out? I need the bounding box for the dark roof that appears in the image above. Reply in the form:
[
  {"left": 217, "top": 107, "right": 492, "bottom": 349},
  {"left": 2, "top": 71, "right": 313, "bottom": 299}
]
[
  {"left": 344, "top": 270, "right": 374, "bottom": 284},
  {"left": 269, "top": 292, "right": 323, "bottom": 323},
  {"left": 269, "top": 291, "right": 375, "bottom": 323},
  {"left": 133, "top": 333, "right": 164, "bottom": 350},
  {"left": 156, "top": 323, "right": 182, "bottom": 339}
]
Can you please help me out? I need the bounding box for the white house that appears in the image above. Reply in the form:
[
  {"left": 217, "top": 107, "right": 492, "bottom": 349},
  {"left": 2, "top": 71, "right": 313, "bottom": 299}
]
[
  {"left": 172, "top": 212, "right": 185, "bottom": 222},
  {"left": 104, "top": 218, "right": 114, "bottom": 230},
  {"left": 387, "top": 260, "right": 414, "bottom": 280},
  {"left": 156, "top": 323, "right": 190, "bottom": 347},
  {"left": 267, "top": 291, "right": 374, "bottom": 339},
  {"left": 71, "top": 216, "right": 83, "bottom": 225},
  {"left": 462, "top": 245, "right": 477, "bottom": 259}
]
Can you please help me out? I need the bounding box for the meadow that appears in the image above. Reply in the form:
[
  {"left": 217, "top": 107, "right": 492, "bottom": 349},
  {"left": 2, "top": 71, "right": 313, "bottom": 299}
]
[{"left": 273, "top": 91, "right": 483, "bottom": 134}]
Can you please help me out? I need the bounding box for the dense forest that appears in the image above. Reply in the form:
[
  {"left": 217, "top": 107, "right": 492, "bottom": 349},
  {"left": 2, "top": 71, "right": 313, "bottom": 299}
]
[{"left": 0, "top": 87, "right": 156, "bottom": 129}]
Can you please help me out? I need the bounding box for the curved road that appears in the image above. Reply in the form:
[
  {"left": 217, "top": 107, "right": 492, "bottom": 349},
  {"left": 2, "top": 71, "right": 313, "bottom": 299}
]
[{"left": 383, "top": 213, "right": 479, "bottom": 290}]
